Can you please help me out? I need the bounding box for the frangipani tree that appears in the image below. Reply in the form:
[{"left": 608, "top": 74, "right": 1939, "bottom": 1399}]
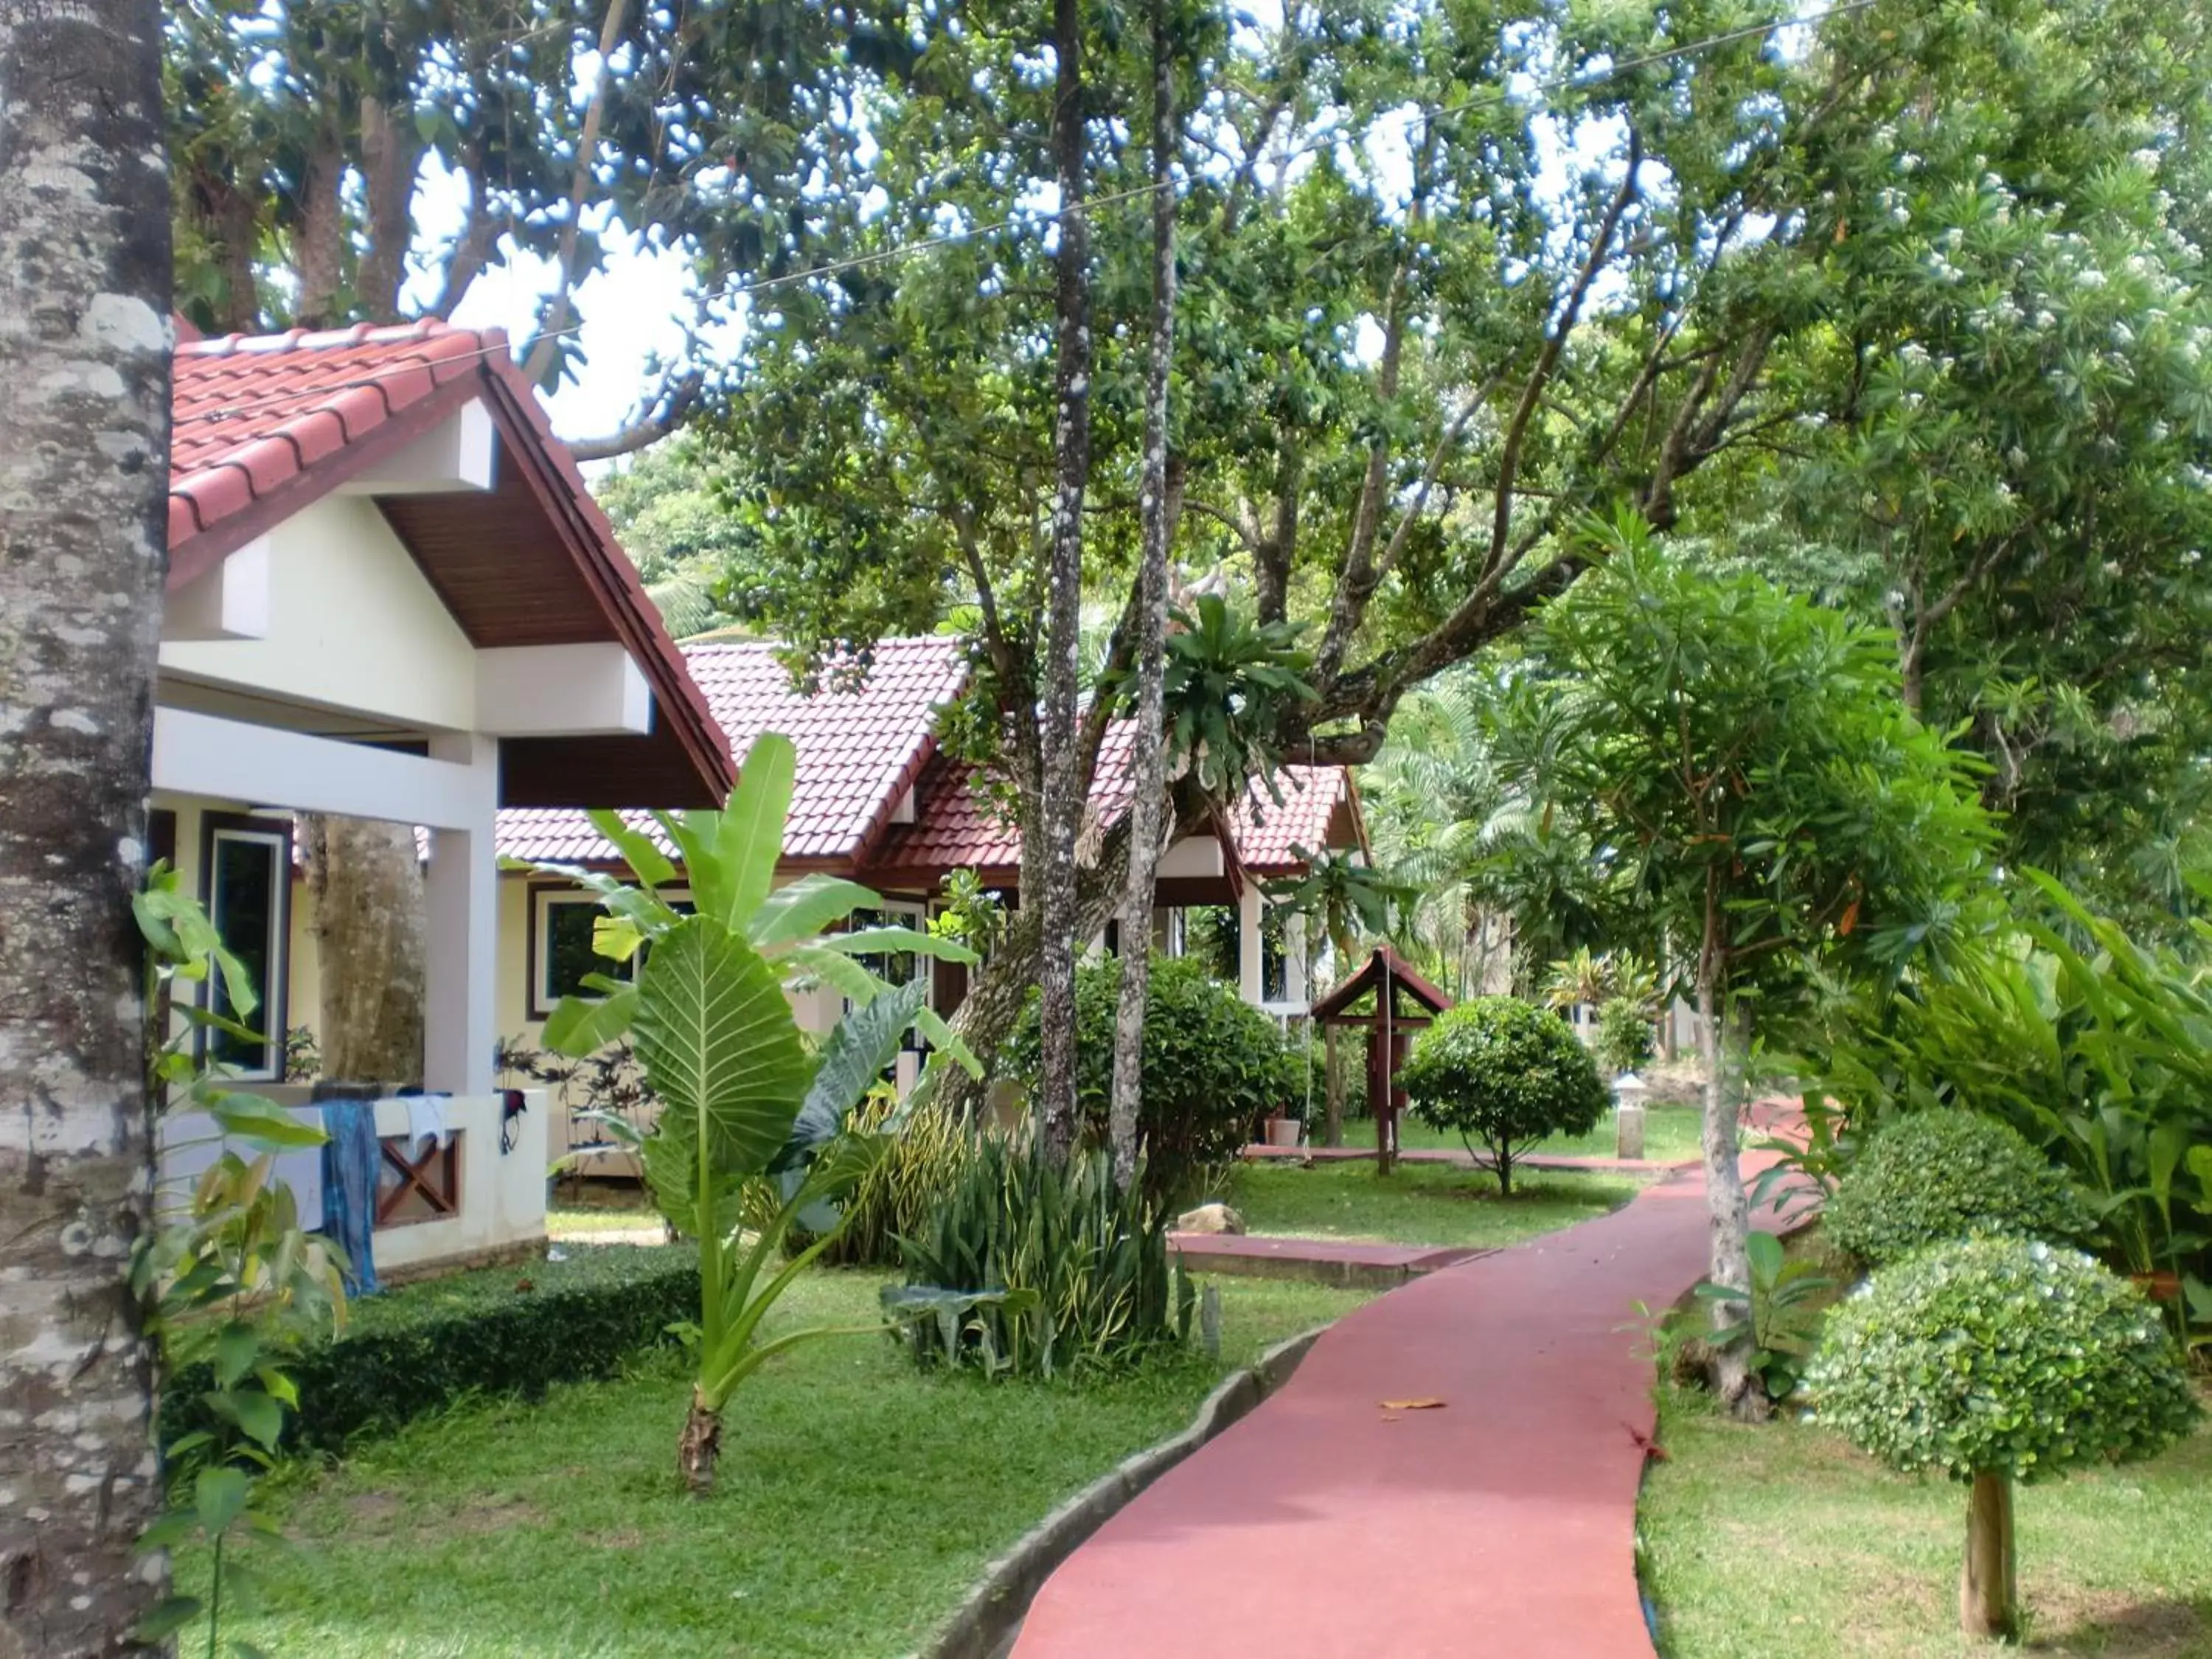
[
  {"left": 1500, "top": 516, "right": 1996, "bottom": 1414},
  {"left": 524, "top": 733, "right": 978, "bottom": 1492}
]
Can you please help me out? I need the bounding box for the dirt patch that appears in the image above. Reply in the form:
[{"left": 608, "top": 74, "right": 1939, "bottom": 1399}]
[
  {"left": 587, "top": 1527, "right": 648, "bottom": 1550},
  {"left": 451, "top": 1494, "right": 544, "bottom": 1535},
  {"left": 2026, "top": 1589, "right": 2210, "bottom": 1657},
  {"left": 339, "top": 1490, "right": 405, "bottom": 1531}
]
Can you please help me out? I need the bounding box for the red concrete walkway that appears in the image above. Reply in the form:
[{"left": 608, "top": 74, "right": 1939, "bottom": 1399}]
[
  {"left": 1014, "top": 1156, "right": 1782, "bottom": 1659},
  {"left": 1244, "top": 1143, "right": 1685, "bottom": 1174}
]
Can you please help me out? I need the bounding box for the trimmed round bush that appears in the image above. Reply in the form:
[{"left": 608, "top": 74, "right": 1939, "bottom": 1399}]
[
  {"left": 1822, "top": 1110, "right": 2093, "bottom": 1267},
  {"left": 1007, "top": 954, "right": 1299, "bottom": 1205},
  {"left": 1399, "top": 996, "right": 1608, "bottom": 1194},
  {"left": 1809, "top": 1237, "right": 2199, "bottom": 1484},
  {"left": 1806, "top": 1237, "right": 2200, "bottom": 1638}
]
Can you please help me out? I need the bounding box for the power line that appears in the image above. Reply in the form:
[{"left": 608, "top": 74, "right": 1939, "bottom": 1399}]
[{"left": 184, "top": 0, "right": 1881, "bottom": 434}]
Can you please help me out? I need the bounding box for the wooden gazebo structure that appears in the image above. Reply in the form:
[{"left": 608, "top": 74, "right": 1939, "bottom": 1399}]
[{"left": 1310, "top": 947, "right": 1454, "bottom": 1175}]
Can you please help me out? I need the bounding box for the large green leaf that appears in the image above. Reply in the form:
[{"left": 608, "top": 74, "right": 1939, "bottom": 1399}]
[
  {"left": 542, "top": 986, "right": 640, "bottom": 1057},
  {"left": 688, "top": 732, "right": 795, "bottom": 934},
  {"left": 779, "top": 944, "right": 891, "bottom": 1005},
  {"left": 750, "top": 874, "right": 880, "bottom": 951},
  {"left": 773, "top": 979, "right": 927, "bottom": 1175},
  {"left": 585, "top": 808, "right": 678, "bottom": 891},
  {"left": 819, "top": 925, "right": 977, "bottom": 964},
  {"left": 630, "top": 915, "right": 811, "bottom": 1180}
]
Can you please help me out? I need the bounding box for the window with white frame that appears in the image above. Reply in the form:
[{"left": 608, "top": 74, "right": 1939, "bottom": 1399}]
[
  {"left": 530, "top": 886, "right": 693, "bottom": 1018},
  {"left": 201, "top": 813, "right": 291, "bottom": 1080}
]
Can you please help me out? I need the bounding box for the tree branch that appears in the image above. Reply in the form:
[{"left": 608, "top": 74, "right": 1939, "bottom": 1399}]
[
  {"left": 1486, "top": 131, "right": 1642, "bottom": 575},
  {"left": 524, "top": 0, "right": 632, "bottom": 386},
  {"left": 428, "top": 157, "right": 500, "bottom": 319},
  {"left": 1314, "top": 120, "right": 1437, "bottom": 683},
  {"left": 564, "top": 370, "right": 703, "bottom": 462}
]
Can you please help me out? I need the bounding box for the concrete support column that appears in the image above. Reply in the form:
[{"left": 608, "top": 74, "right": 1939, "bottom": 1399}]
[
  {"left": 1284, "top": 912, "right": 1308, "bottom": 1008},
  {"left": 1237, "top": 883, "right": 1264, "bottom": 1006},
  {"left": 424, "top": 733, "right": 500, "bottom": 1095}
]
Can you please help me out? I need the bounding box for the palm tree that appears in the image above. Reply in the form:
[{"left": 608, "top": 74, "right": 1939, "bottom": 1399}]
[
  {"left": 1363, "top": 671, "right": 1610, "bottom": 998},
  {"left": 0, "top": 1, "right": 172, "bottom": 1642}
]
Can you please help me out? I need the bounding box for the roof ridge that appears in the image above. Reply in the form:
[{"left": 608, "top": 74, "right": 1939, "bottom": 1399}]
[{"left": 178, "top": 320, "right": 505, "bottom": 360}]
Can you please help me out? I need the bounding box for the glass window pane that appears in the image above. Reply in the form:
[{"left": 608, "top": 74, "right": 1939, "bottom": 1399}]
[
  {"left": 209, "top": 832, "right": 279, "bottom": 1074},
  {"left": 543, "top": 902, "right": 606, "bottom": 1003}
]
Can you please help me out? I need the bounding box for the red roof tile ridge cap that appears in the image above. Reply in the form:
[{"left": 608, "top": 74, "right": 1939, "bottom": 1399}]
[{"left": 173, "top": 318, "right": 505, "bottom": 359}]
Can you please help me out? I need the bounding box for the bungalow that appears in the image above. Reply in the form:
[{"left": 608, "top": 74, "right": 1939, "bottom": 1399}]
[
  {"left": 496, "top": 636, "right": 1366, "bottom": 1045},
  {"left": 153, "top": 318, "right": 732, "bottom": 1278}
]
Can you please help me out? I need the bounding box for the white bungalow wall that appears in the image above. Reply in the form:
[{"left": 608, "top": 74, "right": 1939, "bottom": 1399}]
[{"left": 161, "top": 494, "right": 479, "bottom": 732}]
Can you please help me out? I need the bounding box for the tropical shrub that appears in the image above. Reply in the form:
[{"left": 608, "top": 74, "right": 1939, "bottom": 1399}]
[
  {"left": 889, "top": 1133, "right": 1189, "bottom": 1380},
  {"left": 527, "top": 732, "right": 978, "bottom": 1492},
  {"left": 1808, "top": 1238, "right": 2199, "bottom": 1638},
  {"left": 1007, "top": 953, "right": 1300, "bottom": 1206},
  {"left": 1399, "top": 997, "right": 1609, "bottom": 1194},
  {"left": 1688, "top": 1230, "right": 1833, "bottom": 1402},
  {"left": 164, "top": 1246, "right": 697, "bottom": 1455},
  {"left": 1821, "top": 1111, "right": 2094, "bottom": 1268},
  {"left": 136, "top": 864, "right": 344, "bottom": 1652},
  {"left": 798, "top": 1089, "right": 975, "bottom": 1269},
  {"left": 1806, "top": 874, "right": 2212, "bottom": 1343},
  {"left": 1593, "top": 996, "right": 1655, "bottom": 1077}
]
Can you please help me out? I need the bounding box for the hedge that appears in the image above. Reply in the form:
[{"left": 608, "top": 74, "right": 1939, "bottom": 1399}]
[{"left": 163, "top": 1245, "right": 696, "bottom": 1455}]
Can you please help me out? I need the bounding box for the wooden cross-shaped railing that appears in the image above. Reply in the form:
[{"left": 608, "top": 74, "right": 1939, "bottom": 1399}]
[{"left": 376, "top": 1134, "right": 459, "bottom": 1228}]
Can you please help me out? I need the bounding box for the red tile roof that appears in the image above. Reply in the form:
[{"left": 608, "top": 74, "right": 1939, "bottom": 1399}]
[
  {"left": 1231, "top": 765, "right": 1364, "bottom": 875},
  {"left": 866, "top": 717, "right": 1359, "bottom": 884},
  {"left": 498, "top": 636, "right": 971, "bottom": 869},
  {"left": 162, "top": 319, "right": 734, "bottom": 808},
  {"left": 169, "top": 321, "right": 493, "bottom": 566}
]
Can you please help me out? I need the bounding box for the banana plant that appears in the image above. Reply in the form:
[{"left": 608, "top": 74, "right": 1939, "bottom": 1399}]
[{"left": 523, "top": 733, "right": 981, "bottom": 1492}]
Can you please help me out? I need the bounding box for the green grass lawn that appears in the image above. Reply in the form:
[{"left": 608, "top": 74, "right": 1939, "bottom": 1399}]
[
  {"left": 1640, "top": 1365, "right": 2212, "bottom": 1658},
  {"left": 1218, "top": 1158, "right": 1646, "bottom": 1247},
  {"left": 1381, "top": 1102, "right": 1707, "bottom": 1162},
  {"left": 547, "top": 1205, "right": 667, "bottom": 1239},
  {"left": 186, "top": 1270, "right": 1368, "bottom": 1659}
]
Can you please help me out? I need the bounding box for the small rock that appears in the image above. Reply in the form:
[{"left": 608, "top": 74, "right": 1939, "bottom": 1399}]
[{"left": 1177, "top": 1202, "right": 1246, "bottom": 1235}]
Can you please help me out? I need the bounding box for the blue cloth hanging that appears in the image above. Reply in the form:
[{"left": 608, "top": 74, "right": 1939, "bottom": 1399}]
[{"left": 320, "top": 1098, "right": 381, "bottom": 1296}]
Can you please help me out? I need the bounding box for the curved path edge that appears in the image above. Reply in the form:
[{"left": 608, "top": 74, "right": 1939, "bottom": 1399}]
[
  {"left": 1011, "top": 1153, "right": 1787, "bottom": 1659},
  {"left": 917, "top": 1323, "right": 1332, "bottom": 1659}
]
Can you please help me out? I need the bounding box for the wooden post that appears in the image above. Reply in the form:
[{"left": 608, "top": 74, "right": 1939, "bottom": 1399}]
[
  {"left": 1369, "top": 1018, "right": 1394, "bottom": 1176},
  {"left": 1960, "top": 1470, "right": 2017, "bottom": 1640},
  {"left": 1323, "top": 1022, "right": 1344, "bottom": 1148}
]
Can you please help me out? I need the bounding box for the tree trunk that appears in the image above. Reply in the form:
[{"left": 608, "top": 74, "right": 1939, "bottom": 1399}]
[
  {"left": 1323, "top": 1023, "right": 1344, "bottom": 1148},
  {"left": 293, "top": 132, "right": 348, "bottom": 328},
  {"left": 1108, "top": 0, "right": 1178, "bottom": 1189},
  {"left": 678, "top": 1389, "right": 722, "bottom": 1497},
  {"left": 1960, "top": 1470, "right": 2017, "bottom": 1640},
  {"left": 0, "top": 1, "right": 171, "bottom": 1645},
  {"left": 1696, "top": 896, "right": 1764, "bottom": 1420},
  {"left": 358, "top": 91, "right": 427, "bottom": 319},
  {"left": 304, "top": 817, "right": 428, "bottom": 1087},
  {"left": 184, "top": 164, "right": 265, "bottom": 333},
  {"left": 1034, "top": 0, "right": 1093, "bottom": 1168},
  {"left": 929, "top": 823, "right": 1135, "bottom": 1128}
]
